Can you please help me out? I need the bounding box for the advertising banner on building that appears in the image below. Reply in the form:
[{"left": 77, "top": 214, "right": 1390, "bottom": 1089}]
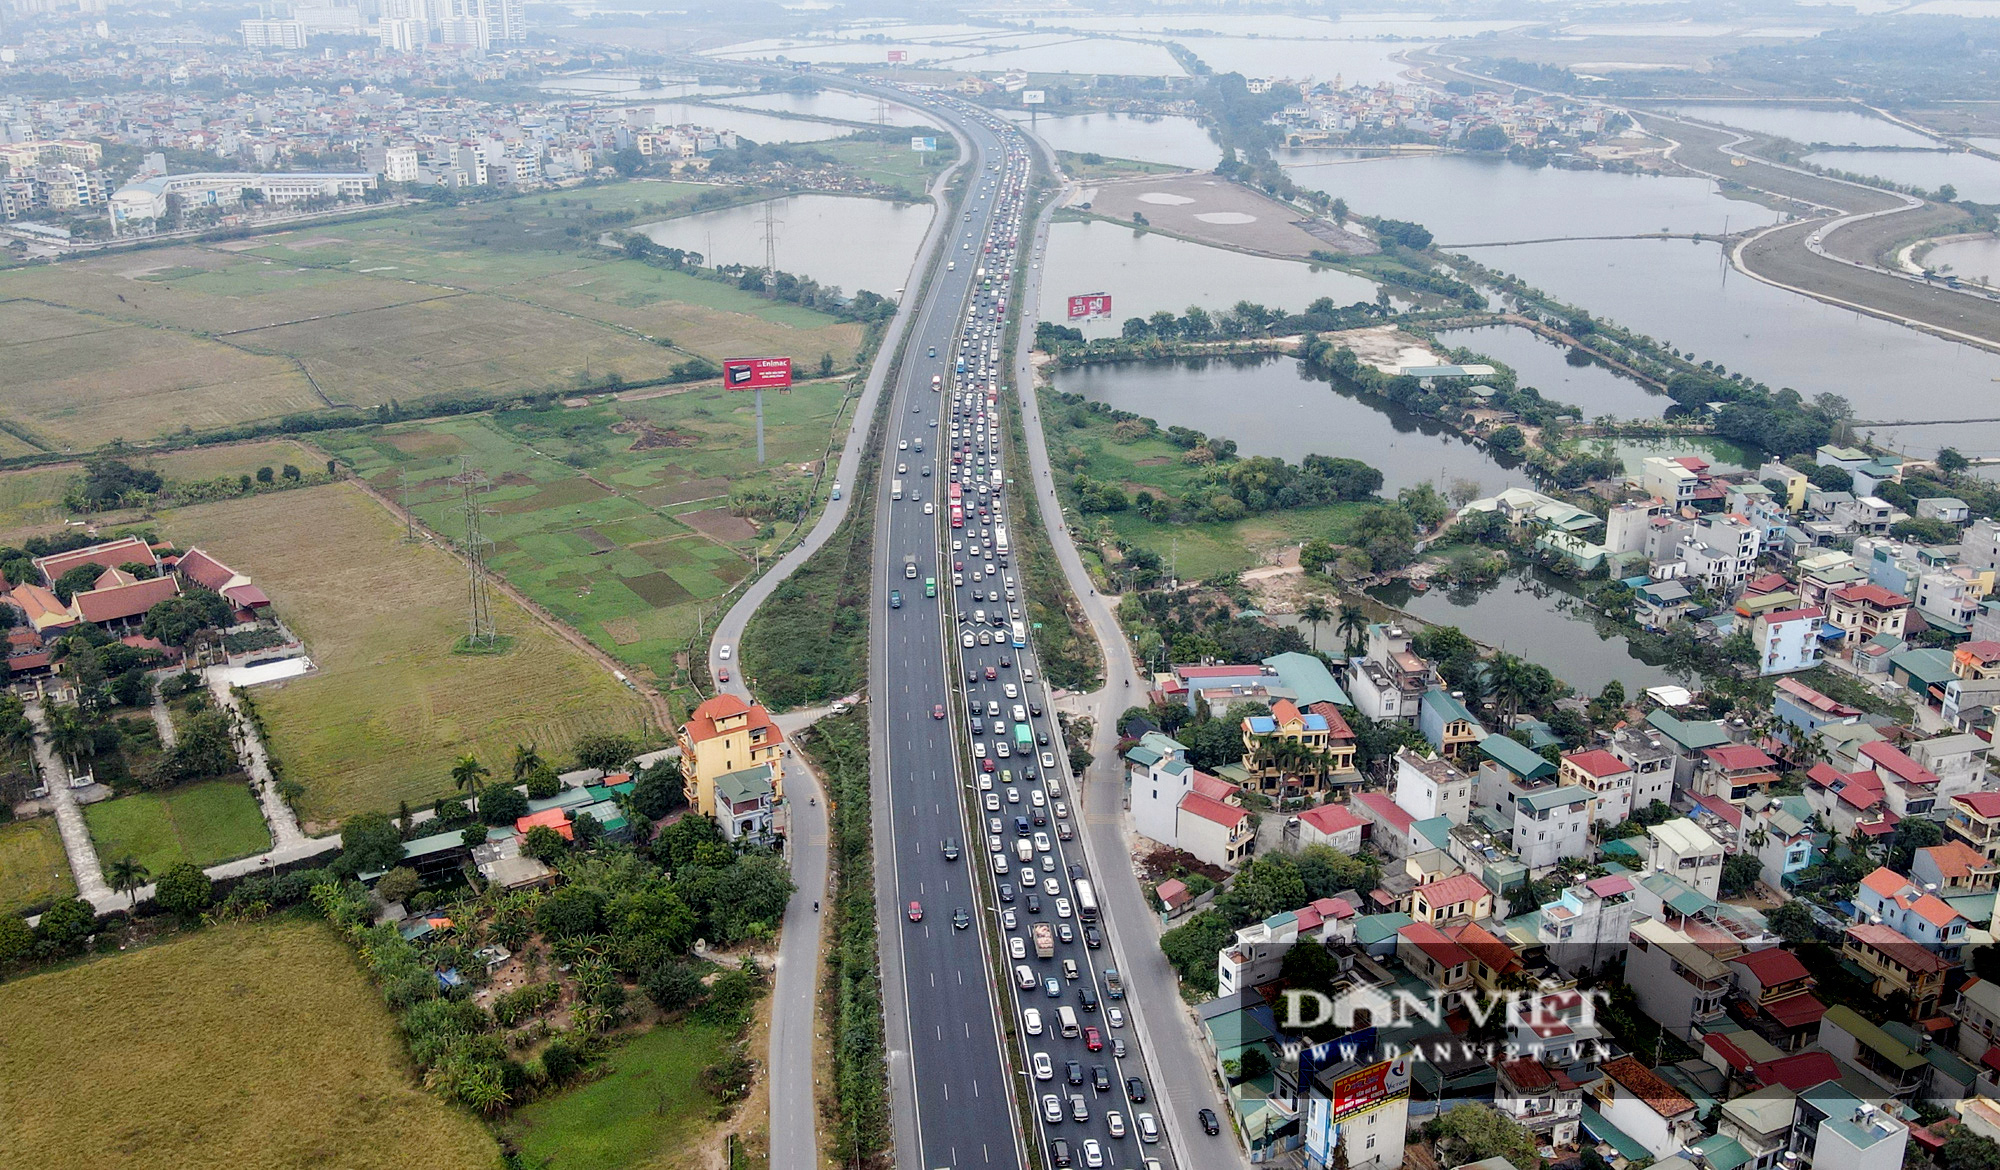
[
  {"left": 1327, "top": 1058, "right": 1411, "bottom": 1122},
  {"left": 1066, "top": 293, "right": 1112, "bottom": 320},
  {"left": 723, "top": 356, "right": 793, "bottom": 389}
]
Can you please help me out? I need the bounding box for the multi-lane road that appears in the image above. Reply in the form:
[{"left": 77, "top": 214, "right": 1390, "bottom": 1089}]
[{"left": 869, "top": 97, "right": 1182, "bottom": 1170}]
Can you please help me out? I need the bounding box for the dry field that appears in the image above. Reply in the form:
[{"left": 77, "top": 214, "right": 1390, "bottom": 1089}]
[{"left": 162, "top": 483, "right": 653, "bottom": 826}]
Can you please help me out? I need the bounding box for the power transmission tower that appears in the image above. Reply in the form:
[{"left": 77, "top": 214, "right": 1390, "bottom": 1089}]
[
  {"left": 453, "top": 459, "right": 498, "bottom": 648},
  {"left": 761, "top": 198, "right": 780, "bottom": 288},
  {"left": 398, "top": 468, "right": 418, "bottom": 543}
]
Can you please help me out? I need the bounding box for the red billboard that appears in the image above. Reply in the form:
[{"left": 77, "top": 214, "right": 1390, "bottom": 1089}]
[
  {"left": 1328, "top": 1059, "right": 1411, "bottom": 1121},
  {"left": 723, "top": 357, "right": 793, "bottom": 390},
  {"left": 887, "top": 49, "right": 907, "bottom": 62},
  {"left": 1066, "top": 293, "right": 1112, "bottom": 320}
]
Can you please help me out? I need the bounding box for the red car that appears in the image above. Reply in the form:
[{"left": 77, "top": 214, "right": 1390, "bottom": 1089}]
[
  {"left": 932, "top": 704, "right": 946, "bottom": 719},
  {"left": 1084, "top": 1026, "right": 1103, "bottom": 1052},
  {"left": 985, "top": 666, "right": 997, "bottom": 680},
  {"left": 718, "top": 668, "right": 730, "bottom": 683},
  {"left": 908, "top": 901, "right": 923, "bottom": 923},
  {"left": 982, "top": 758, "right": 995, "bottom": 773}
]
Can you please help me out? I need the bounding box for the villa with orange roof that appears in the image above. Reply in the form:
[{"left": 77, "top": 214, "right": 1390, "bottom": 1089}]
[
  {"left": 1239, "top": 698, "right": 1338, "bottom": 800},
  {"left": 678, "top": 693, "right": 784, "bottom": 819},
  {"left": 1853, "top": 866, "right": 1969, "bottom": 959}
]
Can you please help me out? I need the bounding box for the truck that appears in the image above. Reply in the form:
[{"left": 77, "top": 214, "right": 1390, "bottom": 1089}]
[
  {"left": 1104, "top": 968, "right": 1124, "bottom": 999},
  {"left": 1032, "top": 922, "right": 1056, "bottom": 960},
  {"left": 891, "top": 479, "right": 903, "bottom": 501}
]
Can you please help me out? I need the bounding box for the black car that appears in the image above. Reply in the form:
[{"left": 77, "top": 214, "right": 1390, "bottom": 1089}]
[
  {"left": 1026, "top": 893, "right": 1041, "bottom": 915},
  {"left": 952, "top": 908, "right": 970, "bottom": 930},
  {"left": 1015, "top": 816, "right": 1031, "bottom": 836},
  {"left": 1199, "top": 1108, "right": 1222, "bottom": 1135},
  {"left": 971, "top": 716, "right": 984, "bottom": 734},
  {"left": 1039, "top": 733, "right": 1051, "bottom": 746},
  {"left": 1078, "top": 985, "right": 1097, "bottom": 1012},
  {"left": 1031, "top": 808, "right": 1047, "bottom": 827},
  {"left": 1126, "top": 1076, "right": 1147, "bottom": 1102},
  {"left": 998, "top": 882, "right": 1015, "bottom": 903},
  {"left": 1084, "top": 927, "right": 1102, "bottom": 949},
  {"left": 1030, "top": 703, "right": 1043, "bottom": 717},
  {"left": 1066, "top": 1059, "right": 1084, "bottom": 1085},
  {"left": 1068, "top": 863, "right": 1084, "bottom": 881},
  {"left": 1050, "top": 1138, "right": 1072, "bottom": 1168},
  {"left": 1091, "top": 1065, "right": 1111, "bottom": 1091}
]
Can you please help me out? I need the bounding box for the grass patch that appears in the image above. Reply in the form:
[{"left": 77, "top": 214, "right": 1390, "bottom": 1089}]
[
  {"left": 501, "top": 1018, "right": 733, "bottom": 1170},
  {"left": 316, "top": 381, "right": 854, "bottom": 691},
  {"left": 0, "top": 817, "right": 74, "bottom": 915},
  {"left": 452, "top": 634, "right": 518, "bottom": 655},
  {"left": 0, "top": 438, "right": 326, "bottom": 546},
  {"left": 1055, "top": 149, "right": 1187, "bottom": 179},
  {"left": 81, "top": 780, "right": 272, "bottom": 875},
  {"left": 159, "top": 483, "right": 652, "bottom": 826},
  {"left": 0, "top": 917, "right": 503, "bottom": 1170},
  {"left": 817, "top": 136, "right": 957, "bottom": 197}
]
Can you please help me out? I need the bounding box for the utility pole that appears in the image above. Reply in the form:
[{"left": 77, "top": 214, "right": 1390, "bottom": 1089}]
[{"left": 398, "top": 468, "right": 417, "bottom": 543}]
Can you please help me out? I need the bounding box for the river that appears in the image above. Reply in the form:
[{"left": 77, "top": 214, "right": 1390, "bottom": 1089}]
[
  {"left": 1802, "top": 149, "right": 2000, "bottom": 203},
  {"left": 1371, "top": 570, "right": 1680, "bottom": 694},
  {"left": 637, "top": 195, "right": 934, "bottom": 296},
  {"left": 1052, "top": 355, "right": 1525, "bottom": 497},
  {"left": 1036, "top": 220, "right": 1385, "bottom": 339}
]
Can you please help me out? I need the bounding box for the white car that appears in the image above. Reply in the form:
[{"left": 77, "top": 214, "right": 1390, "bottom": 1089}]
[
  {"left": 1082, "top": 1139, "right": 1105, "bottom": 1168},
  {"left": 1031, "top": 790, "right": 1046, "bottom": 808},
  {"left": 718, "top": 644, "right": 732, "bottom": 660},
  {"left": 1137, "top": 1113, "right": 1160, "bottom": 1144},
  {"left": 1107, "top": 1111, "right": 1127, "bottom": 1139},
  {"left": 1010, "top": 936, "right": 1027, "bottom": 959},
  {"left": 923, "top": 502, "right": 934, "bottom": 515},
  {"left": 1015, "top": 965, "right": 1035, "bottom": 989},
  {"left": 1004, "top": 683, "right": 1019, "bottom": 699},
  {"left": 962, "top": 632, "right": 975, "bottom": 647},
  {"left": 1107, "top": 1007, "right": 1126, "bottom": 1029},
  {"left": 1005, "top": 786, "right": 1020, "bottom": 804},
  {"left": 1056, "top": 897, "right": 1072, "bottom": 918},
  {"left": 899, "top": 439, "right": 908, "bottom": 450},
  {"left": 1034, "top": 832, "right": 1051, "bottom": 853},
  {"left": 1043, "top": 1095, "right": 1064, "bottom": 1124},
  {"left": 1033, "top": 1051, "right": 1053, "bottom": 1080},
  {"left": 1040, "top": 855, "right": 1055, "bottom": 872},
  {"left": 979, "top": 773, "right": 994, "bottom": 791},
  {"left": 988, "top": 817, "right": 1003, "bottom": 836},
  {"left": 985, "top": 793, "right": 1000, "bottom": 812}
]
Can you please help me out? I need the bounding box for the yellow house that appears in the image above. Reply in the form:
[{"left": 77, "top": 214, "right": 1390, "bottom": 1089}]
[
  {"left": 1240, "top": 699, "right": 1342, "bottom": 798},
  {"left": 679, "top": 693, "right": 785, "bottom": 817}
]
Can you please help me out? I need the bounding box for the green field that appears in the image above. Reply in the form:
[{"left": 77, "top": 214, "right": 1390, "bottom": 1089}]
[
  {"left": 0, "top": 180, "right": 865, "bottom": 448},
  {"left": 1042, "top": 388, "right": 1365, "bottom": 579},
  {"left": 0, "top": 817, "right": 73, "bottom": 915},
  {"left": 0, "top": 918, "right": 503, "bottom": 1170},
  {"left": 315, "top": 381, "right": 853, "bottom": 686},
  {"left": 501, "top": 1019, "right": 733, "bottom": 1170},
  {"left": 161, "top": 483, "right": 654, "bottom": 827},
  {"left": 0, "top": 438, "right": 324, "bottom": 545},
  {"left": 82, "top": 780, "right": 271, "bottom": 876}
]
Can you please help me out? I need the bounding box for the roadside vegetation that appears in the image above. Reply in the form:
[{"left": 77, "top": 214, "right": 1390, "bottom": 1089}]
[{"left": 796, "top": 704, "right": 892, "bottom": 1166}]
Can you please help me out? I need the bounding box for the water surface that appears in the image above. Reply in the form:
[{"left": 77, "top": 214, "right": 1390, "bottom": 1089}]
[
  {"left": 1803, "top": 149, "right": 2000, "bottom": 202},
  {"left": 1004, "top": 110, "right": 1221, "bottom": 171},
  {"left": 1656, "top": 104, "right": 1933, "bottom": 147},
  {"left": 1434, "top": 324, "right": 1668, "bottom": 419},
  {"left": 639, "top": 195, "right": 933, "bottom": 295}
]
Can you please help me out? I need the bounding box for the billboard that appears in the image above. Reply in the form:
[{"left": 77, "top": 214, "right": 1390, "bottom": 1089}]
[
  {"left": 911, "top": 136, "right": 938, "bottom": 152},
  {"left": 1066, "top": 293, "right": 1112, "bottom": 320},
  {"left": 1326, "top": 1058, "right": 1411, "bottom": 1122},
  {"left": 887, "top": 49, "right": 907, "bottom": 62},
  {"left": 1023, "top": 89, "right": 1046, "bottom": 105},
  {"left": 723, "top": 357, "right": 793, "bottom": 390}
]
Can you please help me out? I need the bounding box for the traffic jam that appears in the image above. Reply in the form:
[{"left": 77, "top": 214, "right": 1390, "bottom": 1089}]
[{"left": 902, "top": 96, "right": 1168, "bottom": 1170}]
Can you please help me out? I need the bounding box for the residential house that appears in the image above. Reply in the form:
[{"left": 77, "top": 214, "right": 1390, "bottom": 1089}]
[
  {"left": 1217, "top": 897, "right": 1354, "bottom": 995},
  {"left": 1942, "top": 675, "right": 2000, "bottom": 732},
  {"left": 1495, "top": 1059, "right": 1584, "bottom": 1147},
  {"left": 1537, "top": 873, "right": 1636, "bottom": 976},
  {"left": 1344, "top": 624, "right": 1437, "bottom": 723},
  {"left": 1299, "top": 1050, "right": 1411, "bottom": 1170},
  {"left": 713, "top": 763, "right": 776, "bottom": 842},
  {"left": 1635, "top": 579, "right": 1696, "bottom": 629},
  {"left": 1354, "top": 791, "right": 1418, "bottom": 862},
  {"left": 1854, "top": 867, "right": 1969, "bottom": 959},
  {"left": 1417, "top": 687, "right": 1486, "bottom": 760},
  {"left": 1296, "top": 802, "right": 1366, "bottom": 853},
  {"left": 1645, "top": 710, "right": 1735, "bottom": 791},
  {"left": 1919, "top": 497, "right": 1972, "bottom": 524},
  {"left": 1955, "top": 641, "right": 2000, "bottom": 680},
  {"left": 1608, "top": 724, "right": 1678, "bottom": 815},
  {"left": 1392, "top": 749, "right": 1473, "bottom": 826},
  {"left": 1730, "top": 946, "right": 1827, "bottom": 1051},
  {"left": 678, "top": 694, "right": 785, "bottom": 819},
  {"left": 1127, "top": 731, "right": 1256, "bottom": 867},
  {"left": 1626, "top": 915, "right": 1741, "bottom": 1041},
  {"left": 1827, "top": 584, "right": 1911, "bottom": 647},
  {"left": 1912, "top": 840, "right": 2000, "bottom": 895},
  {"left": 1772, "top": 677, "right": 1863, "bottom": 740},
  {"left": 1694, "top": 743, "right": 1785, "bottom": 805},
  {"left": 1395, "top": 921, "right": 1474, "bottom": 991},
  {"left": 1949, "top": 791, "right": 2000, "bottom": 861},
  {"left": 1905, "top": 733, "right": 1988, "bottom": 802},
  {"left": 1951, "top": 977, "right": 2000, "bottom": 1066},
  {"left": 1762, "top": 462, "right": 1810, "bottom": 511},
  {"left": 1858, "top": 740, "right": 1942, "bottom": 817},
  {"left": 1841, "top": 925, "right": 1951, "bottom": 1020},
  {"left": 1641, "top": 457, "right": 1701, "bottom": 508},
  {"left": 1560, "top": 748, "right": 1636, "bottom": 826},
  {"left": 1510, "top": 786, "right": 1592, "bottom": 877},
  {"left": 1646, "top": 818, "right": 1727, "bottom": 899},
  {"left": 1751, "top": 607, "right": 1825, "bottom": 675},
  {"left": 1408, "top": 872, "right": 1494, "bottom": 925},
  {"left": 1242, "top": 699, "right": 1340, "bottom": 801},
  {"left": 1804, "top": 763, "right": 1898, "bottom": 846},
  {"left": 1717, "top": 1090, "right": 1801, "bottom": 1170},
  {"left": 1832, "top": 496, "right": 1904, "bottom": 536},
  {"left": 1745, "top": 794, "right": 1818, "bottom": 892},
  {"left": 1788, "top": 1080, "right": 1909, "bottom": 1170},
  {"left": 1676, "top": 515, "right": 1762, "bottom": 590},
  {"left": 1593, "top": 1055, "right": 1703, "bottom": 1159}
]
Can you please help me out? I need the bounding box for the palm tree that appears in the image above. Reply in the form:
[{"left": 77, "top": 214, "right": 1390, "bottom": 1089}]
[
  {"left": 106, "top": 855, "right": 149, "bottom": 907},
  {"left": 1299, "top": 600, "right": 1332, "bottom": 651},
  {"left": 1489, "top": 652, "right": 1531, "bottom": 726},
  {"left": 45, "top": 703, "right": 93, "bottom": 775},
  {"left": 1335, "top": 605, "right": 1369, "bottom": 656},
  {"left": 451, "top": 753, "right": 490, "bottom": 795},
  {"left": 511, "top": 742, "right": 544, "bottom": 784}
]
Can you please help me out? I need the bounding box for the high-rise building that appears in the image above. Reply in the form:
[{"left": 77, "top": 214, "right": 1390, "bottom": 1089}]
[
  {"left": 239, "top": 17, "right": 309, "bottom": 47},
  {"left": 477, "top": 0, "right": 523, "bottom": 43}
]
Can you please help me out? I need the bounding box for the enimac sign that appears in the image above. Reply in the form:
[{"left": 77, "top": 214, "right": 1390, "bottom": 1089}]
[{"left": 723, "top": 357, "right": 793, "bottom": 389}]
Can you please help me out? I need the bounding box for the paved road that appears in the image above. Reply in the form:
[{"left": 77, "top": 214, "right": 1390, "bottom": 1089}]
[
  {"left": 1008, "top": 134, "right": 1251, "bottom": 1170},
  {"left": 687, "top": 85, "right": 973, "bottom": 1170}
]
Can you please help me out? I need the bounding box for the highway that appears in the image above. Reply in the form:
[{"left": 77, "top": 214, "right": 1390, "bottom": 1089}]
[{"left": 869, "top": 94, "right": 1183, "bottom": 1170}]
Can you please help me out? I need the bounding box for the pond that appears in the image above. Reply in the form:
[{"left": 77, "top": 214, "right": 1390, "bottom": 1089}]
[
  {"left": 1052, "top": 355, "right": 1526, "bottom": 497},
  {"left": 1591, "top": 436, "right": 1762, "bottom": 477},
  {"left": 1282, "top": 152, "right": 1780, "bottom": 244},
  {"left": 1656, "top": 105, "right": 1935, "bottom": 147},
  {"left": 1802, "top": 149, "right": 2000, "bottom": 203},
  {"left": 1371, "top": 569, "right": 1680, "bottom": 695},
  {"left": 637, "top": 195, "right": 933, "bottom": 296},
  {"left": 1922, "top": 234, "right": 2000, "bottom": 286},
  {"left": 537, "top": 75, "right": 745, "bottom": 99},
  {"left": 1037, "top": 220, "right": 1384, "bottom": 339},
  {"left": 636, "top": 102, "right": 858, "bottom": 145},
  {"left": 1003, "top": 110, "right": 1222, "bottom": 171},
  {"left": 1168, "top": 35, "right": 1419, "bottom": 87},
  {"left": 1433, "top": 324, "right": 1670, "bottom": 419},
  {"left": 1457, "top": 236, "right": 2000, "bottom": 456}
]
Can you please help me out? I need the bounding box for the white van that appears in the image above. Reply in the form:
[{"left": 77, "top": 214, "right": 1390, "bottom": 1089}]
[
  {"left": 1056, "top": 1005, "right": 1081, "bottom": 1039},
  {"left": 1015, "top": 838, "right": 1034, "bottom": 863}
]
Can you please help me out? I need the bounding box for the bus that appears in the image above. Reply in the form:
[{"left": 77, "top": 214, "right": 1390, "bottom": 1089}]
[
  {"left": 1074, "top": 880, "right": 1098, "bottom": 924},
  {"left": 1014, "top": 722, "right": 1032, "bottom": 751},
  {"left": 947, "top": 483, "right": 962, "bottom": 503},
  {"left": 1011, "top": 621, "right": 1026, "bottom": 648},
  {"left": 994, "top": 526, "right": 1010, "bottom": 557},
  {"left": 950, "top": 506, "right": 964, "bottom": 529}
]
